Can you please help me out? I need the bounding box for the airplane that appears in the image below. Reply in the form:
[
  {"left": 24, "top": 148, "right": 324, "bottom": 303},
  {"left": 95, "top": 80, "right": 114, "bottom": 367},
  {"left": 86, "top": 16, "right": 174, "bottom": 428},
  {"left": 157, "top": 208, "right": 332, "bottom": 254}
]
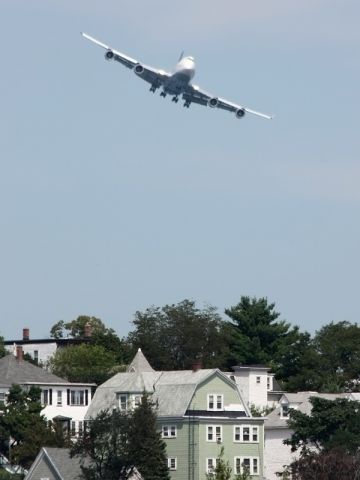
[{"left": 81, "top": 32, "right": 273, "bottom": 120}]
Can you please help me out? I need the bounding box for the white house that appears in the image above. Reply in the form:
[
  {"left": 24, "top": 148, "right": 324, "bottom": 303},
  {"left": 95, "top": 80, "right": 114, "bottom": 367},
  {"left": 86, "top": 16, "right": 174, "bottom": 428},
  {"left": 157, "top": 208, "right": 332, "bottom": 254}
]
[
  {"left": 263, "top": 391, "right": 349, "bottom": 480},
  {"left": 0, "top": 346, "right": 94, "bottom": 436}
]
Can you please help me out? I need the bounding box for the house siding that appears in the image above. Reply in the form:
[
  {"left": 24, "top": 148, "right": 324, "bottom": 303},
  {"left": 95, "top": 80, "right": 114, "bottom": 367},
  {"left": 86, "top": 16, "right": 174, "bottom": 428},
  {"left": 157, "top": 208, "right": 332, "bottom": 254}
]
[{"left": 26, "top": 457, "right": 58, "bottom": 480}]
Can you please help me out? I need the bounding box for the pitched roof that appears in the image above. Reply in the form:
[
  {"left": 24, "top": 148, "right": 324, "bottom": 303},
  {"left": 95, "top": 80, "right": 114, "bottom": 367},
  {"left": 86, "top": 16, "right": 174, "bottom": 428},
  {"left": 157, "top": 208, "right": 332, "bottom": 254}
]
[
  {"left": 25, "top": 447, "right": 83, "bottom": 480},
  {"left": 127, "top": 348, "right": 155, "bottom": 373},
  {"left": 0, "top": 354, "right": 68, "bottom": 386}
]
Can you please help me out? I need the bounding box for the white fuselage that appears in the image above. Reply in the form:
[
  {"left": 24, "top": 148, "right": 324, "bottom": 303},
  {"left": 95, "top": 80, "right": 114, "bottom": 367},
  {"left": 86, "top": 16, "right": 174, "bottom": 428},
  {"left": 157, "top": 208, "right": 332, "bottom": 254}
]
[{"left": 163, "top": 56, "right": 195, "bottom": 96}]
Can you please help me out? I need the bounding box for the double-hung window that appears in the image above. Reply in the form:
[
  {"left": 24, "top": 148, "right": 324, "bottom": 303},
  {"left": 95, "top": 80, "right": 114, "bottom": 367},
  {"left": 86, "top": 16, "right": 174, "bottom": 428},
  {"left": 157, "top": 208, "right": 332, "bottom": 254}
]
[
  {"left": 42, "top": 389, "right": 52, "bottom": 406},
  {"left": 71, "top": 390, "right": 84, "bottom": 406},
  {"left": 57, "top": 390, "right": 62, "bottom": 406},
  {"left": 116, "top": 394, "right": 128, "bottom": 411},
  {"left": 168, "top": 458, "right": 177, "bottom": 470},
  {"left": 162, "top": 425, "right": 177, "bottom": 438},
  {"left": 207, "top": 425, "right": 222, "bottom": 442},
  {"left": 233, "top": 425, "right": 259, "bottom": 443},
  {"left": 234, "top": 457, "right": 259, "bottom": 476},
  {"left": 207, "top": 394, "right": 223, "bottom": 411},
  {"left": 206, "top": 458, "right": 218, "bottom": 474}
]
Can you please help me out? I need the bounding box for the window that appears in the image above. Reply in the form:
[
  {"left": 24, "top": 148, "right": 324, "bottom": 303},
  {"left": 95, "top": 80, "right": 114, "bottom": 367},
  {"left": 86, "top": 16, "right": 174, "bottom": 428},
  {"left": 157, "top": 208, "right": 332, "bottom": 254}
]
[
  {"left": 34, "top": 350, "right": 39, "bottom": 363},
  {"left": 162, "top": 425, "right": 177, "bottom": 438},
  {"left": 42, "top": 389, "right": 52, "bottom": 406},
  {"left": 71, "top": 421, "right": 76, "bottom": 436},
  {"left": 116, "top": 394, "right": 128, "bottom": 411},
  {"left": 207, "top": 425, "right": 222, "bottom": 442},
  {"left": 0, "top": 392, "right": 6, "bottom": 404},
  {"left": 78, "top": 421, "right": 83, "bottom": 436},
  {"left": 206, "top": 458, "right": 218, "bottom": 474},
  {"left": 234, "top": 457, "right": 259, "bottom": 476},
  {"left": 281, "top": 405, "right": 289, "bottom": 418},
  {"left": 70, "top": 390, "right": 85, "bottom": 406},
  {"left": 256, "top": 376, "right": 261, "bottom": 384},
  {"left": 207, "top": 394, "right": 223, "bottom": 411},
  {"left": 57, "top": 390, "right": 62, "bottom": 406},
  {"left": 168, "top": 458, "right": 177, "bottom": 470},
  {"left": 134, "top": 395, "right": 142, "bottom": 407},
  {"left": 267, "top": 376, "right": 271, "bottom": 390},
  {"left": 233, "top": 426, "right": 259, "bottom": 443}
]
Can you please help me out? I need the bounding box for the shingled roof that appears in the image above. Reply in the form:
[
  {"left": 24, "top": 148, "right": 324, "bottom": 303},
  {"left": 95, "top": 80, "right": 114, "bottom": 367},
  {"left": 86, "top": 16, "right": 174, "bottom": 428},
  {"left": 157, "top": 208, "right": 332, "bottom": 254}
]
[{"left": 0, "top": 354, "right": 68, "bottom": 386}]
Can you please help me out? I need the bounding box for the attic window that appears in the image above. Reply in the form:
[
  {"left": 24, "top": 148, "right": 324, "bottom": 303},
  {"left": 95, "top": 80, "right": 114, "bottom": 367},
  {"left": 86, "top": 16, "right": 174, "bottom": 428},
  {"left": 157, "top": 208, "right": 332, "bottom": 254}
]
[{"left": 208, "top": 394, "right": 223, "bottom": 411}]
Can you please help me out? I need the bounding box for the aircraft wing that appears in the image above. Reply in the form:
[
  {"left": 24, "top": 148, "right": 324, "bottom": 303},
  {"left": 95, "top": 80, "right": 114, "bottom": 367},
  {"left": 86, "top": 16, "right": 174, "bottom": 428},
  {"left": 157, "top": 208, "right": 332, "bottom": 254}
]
[
  {"left": 183, "top": 84, "right": 273, "bottom": 120},
  {"left": 81, "top": 32, "right": 170, "bottom": 87}
]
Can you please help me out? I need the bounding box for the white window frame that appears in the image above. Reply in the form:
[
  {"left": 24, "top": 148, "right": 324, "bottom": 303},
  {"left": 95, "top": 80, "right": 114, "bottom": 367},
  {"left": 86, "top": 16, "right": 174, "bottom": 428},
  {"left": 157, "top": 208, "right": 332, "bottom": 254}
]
[
  {"left": 207, "top": 393, "right": 224, "bottom": 411},
  {"left": 133, "top": 395, "right": 142, "bottom": 408},
  {"left": 233, "top": 425, "right": 259, "bottom": 443},
  {"left": 168, "top": 457, "right": 177, "bottom": 470},
  {"left": 207, "top": 425, "right": 222, "bottom": 442},
  {"left": 42, "top": 389, "right": 49, "bottom": 406},
  {"left": 57, "top": 390, "right": 62, "bottom": 406},
  {"left": 206, "top": 458, "right": 218, "bottom": 474},
  {"left": 234, "top": 457, "right": 259, "bottom": 476},
  {"left": 71, "top": 421, "right": 76, "bottom": 436},
  {"left": 116, "top": 393, "right": 128, "bottom": 411},
  {"left": 281, "top": 404, "right": 290, "bottom": 418},
  {"left": 162, "top": 425, "right": 177, "bottom": 438}
]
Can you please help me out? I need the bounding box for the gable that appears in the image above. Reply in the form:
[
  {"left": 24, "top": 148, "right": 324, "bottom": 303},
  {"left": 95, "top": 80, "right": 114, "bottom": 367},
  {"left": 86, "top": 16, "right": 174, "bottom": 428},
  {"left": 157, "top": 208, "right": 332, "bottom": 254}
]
[{"left": 188, "top": 371, "right": 247, "bottom": 413}]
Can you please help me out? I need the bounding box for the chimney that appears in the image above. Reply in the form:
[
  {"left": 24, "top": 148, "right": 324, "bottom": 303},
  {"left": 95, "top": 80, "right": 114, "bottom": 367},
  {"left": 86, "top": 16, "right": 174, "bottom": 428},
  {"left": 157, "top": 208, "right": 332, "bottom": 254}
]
[
  {"left": 84, "top": 322, "right": 92, "bottom": 338},
  {"left": 192, "top": 360, "right": 202, "bottom": 372},
  {"left": 16, "top": 345, "right": 24, "bottom": 362},
  {"left": 23, "top": 328, "right": 30, "bottom": 341}
]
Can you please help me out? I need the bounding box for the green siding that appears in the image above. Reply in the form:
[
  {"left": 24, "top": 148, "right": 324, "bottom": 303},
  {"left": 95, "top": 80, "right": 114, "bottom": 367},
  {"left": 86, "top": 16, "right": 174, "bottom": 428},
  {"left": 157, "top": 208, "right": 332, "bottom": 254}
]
[{"left": 189, "top": 373, "right": 245, "bottom": 411}]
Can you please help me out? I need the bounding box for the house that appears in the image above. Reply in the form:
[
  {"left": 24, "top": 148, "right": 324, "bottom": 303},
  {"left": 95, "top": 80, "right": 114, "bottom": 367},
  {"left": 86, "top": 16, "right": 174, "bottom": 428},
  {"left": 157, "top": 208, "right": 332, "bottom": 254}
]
[
  {"left": 263, "top": 391, "right": 349, "bottom": 480},
  {"left": 4, "top": 327, "right": 92, "bottom": 365},
  {"left": 24, "top": 447, "right": 143, "bottom": 480},
  {"left": 86, "top": 349, "right": 265, "bottom": 480},
  {"left": 229, "top": 365, "right": 283, "bottom": 411},
  {"left": 0, "top": 346, "right": 94, "bottom": 436}
]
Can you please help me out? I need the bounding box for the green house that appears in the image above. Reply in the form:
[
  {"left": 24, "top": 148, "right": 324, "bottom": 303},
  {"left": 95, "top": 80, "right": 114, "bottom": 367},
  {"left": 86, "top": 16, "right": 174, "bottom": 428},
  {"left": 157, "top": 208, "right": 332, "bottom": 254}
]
[{"left": 87, "top": 349, "right": 264, "bottom": 480}]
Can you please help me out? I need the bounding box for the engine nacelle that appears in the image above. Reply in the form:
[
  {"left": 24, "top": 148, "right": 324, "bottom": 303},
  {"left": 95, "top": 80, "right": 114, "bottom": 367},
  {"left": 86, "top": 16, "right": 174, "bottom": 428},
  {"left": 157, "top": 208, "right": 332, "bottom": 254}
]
[
  {"left": 208, "top": 97, "right": 219, "bottom": 108},
  {"left": 235, "top": 108, "right": 246, "bottom": 119},
  {"left": 105, "top": 50, "right": 114, "bottom": 61},
  {"left": 134, "top": 64, "right": 145, "bottom": 76}
]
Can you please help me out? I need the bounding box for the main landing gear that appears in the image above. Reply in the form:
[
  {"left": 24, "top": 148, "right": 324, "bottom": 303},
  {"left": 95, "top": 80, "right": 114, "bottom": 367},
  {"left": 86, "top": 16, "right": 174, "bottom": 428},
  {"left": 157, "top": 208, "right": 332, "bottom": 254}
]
[
  {"left": 160, "top": 91, "right": 167, "bottom": 98},
  {"left": 183, "top": 100, "right": 191, "bottom": 108},
  {"left": 172, "top": 96, "right": 179, "bottom": 103}
]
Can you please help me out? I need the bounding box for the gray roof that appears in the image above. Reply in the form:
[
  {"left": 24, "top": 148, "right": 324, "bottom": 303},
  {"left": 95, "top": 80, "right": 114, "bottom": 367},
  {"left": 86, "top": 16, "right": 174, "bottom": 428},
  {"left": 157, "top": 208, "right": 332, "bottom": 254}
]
[
  {"left": 0, "top": 354, "right": 68, "bottom": 385},
  {"left": 127, "top": 348, "right": 155, "bottom": 373},
  {"left": 25, "top": 447, "right": 83, "bottom": 480},
  {"left": 86, "top": 349, "right": 248, "bottom": 420}
]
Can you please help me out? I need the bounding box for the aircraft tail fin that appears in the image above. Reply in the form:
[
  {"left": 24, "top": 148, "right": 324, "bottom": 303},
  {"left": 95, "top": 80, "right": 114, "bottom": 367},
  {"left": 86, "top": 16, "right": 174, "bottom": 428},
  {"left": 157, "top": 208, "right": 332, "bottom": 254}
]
[{"left": 178, "top": 51, "right": 184, "bottom": 62}]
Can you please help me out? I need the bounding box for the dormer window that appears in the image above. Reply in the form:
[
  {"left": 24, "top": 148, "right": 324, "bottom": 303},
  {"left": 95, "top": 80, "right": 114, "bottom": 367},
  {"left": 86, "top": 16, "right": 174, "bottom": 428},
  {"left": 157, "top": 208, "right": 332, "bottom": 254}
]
[
  {"left": 116, "top": 394, "right": 128, "bottom": 411},
  {"left": 208, "top": 394, "right": 223, "bottom": 411},
  {"left": 281, "top": 404, "right": 289, "bottom": 418}
]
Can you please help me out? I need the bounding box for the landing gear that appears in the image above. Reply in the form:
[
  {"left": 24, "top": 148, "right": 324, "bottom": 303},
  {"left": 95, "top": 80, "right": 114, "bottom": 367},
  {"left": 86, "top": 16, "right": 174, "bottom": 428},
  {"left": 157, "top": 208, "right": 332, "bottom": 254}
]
[
  {"left": 149, "top": 85, "right": 157, "bottom": 93},
  {"left": 172, "top": 96, "right": 179, "bottom": 103},
  {"left": 160, "top": 91, "right": 167, "bottom": 98},
  {"left": 183, "top": 100, "right": 191, "bottom": 108}
]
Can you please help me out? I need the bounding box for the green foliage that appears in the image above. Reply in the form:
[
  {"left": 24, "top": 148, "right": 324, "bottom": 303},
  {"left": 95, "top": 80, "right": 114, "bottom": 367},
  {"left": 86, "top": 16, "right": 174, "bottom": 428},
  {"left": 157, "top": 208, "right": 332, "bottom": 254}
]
[
  {"left": 0, "top": 471, "right": 23, "bottom": 480},
  {"left": 48, "top": 343, "right": 117, "bottom": 384},
  {"left": 127, "top": 299, "right": 230, "bottom": 370},
  {"left": 205, "top": 447, "right": 232, "bottom": 480},
  {"left": 72, "top": 396, "right": 169, "bottom": 480},
  {"left": 225, "top": 297, "right": 310, "bottom": 384},
  {"left": 285, "top": 397, "right": 360, "bottom": 455},
  {"left": 71, "top": 409, "right": 130, "bottom": 480},
  {"left": 281, "top": 449, "right": 360, "bottom": 480},
  {"left": 250, "top": 404, "right": 275, "bottom": 417},
  {"left": 0, "top": 385, "right": 69, "bottom": 470},
  {"left": 0, "top": 335, "right": 6, "bottom": 359}
]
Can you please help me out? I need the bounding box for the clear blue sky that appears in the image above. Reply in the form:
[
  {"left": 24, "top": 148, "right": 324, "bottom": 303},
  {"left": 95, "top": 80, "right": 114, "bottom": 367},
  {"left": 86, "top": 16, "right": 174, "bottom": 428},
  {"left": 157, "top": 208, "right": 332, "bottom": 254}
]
[{"left": 1, "top": 0, "right": 359, "bottom": 340}]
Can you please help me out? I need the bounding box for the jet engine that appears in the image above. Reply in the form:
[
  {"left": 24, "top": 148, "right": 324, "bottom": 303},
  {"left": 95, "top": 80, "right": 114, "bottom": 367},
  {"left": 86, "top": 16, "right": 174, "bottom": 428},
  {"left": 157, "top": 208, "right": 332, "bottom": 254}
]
[
  {"left": 208, "top": 97, "right": 219, "bottom": 108},
  {"left": 235, "top": 108, "right": 246, "bottom": 119},
  {"left": 134, "top": 64, "right": 145, "bottom": 75},
  {"left": 105, "top": 50, "right": 114, "bottom": 61}
]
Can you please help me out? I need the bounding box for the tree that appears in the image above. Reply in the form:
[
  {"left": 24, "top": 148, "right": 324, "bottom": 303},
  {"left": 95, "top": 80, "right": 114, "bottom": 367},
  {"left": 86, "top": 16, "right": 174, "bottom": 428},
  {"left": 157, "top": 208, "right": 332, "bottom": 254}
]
[
  {"left": 284, "top": 397, "right": 360, "bottom": 455},
  {"left": 0, "top": 335, "right": 6, "bottom": 359},
  {"left": 47, "top": 343, "right": 118, "bottom": 385},
  {"left": 127, "top": 300, "right": 230, "bottom": 370},
  {"left": 126, "top": 395, "right": 169, "bottom": 480},
  {"left": 205, "top": 447, "right": 250, "bottom": 480},
  {"left": 281, "top": 449, "right": 360, "bottom": 480},
  {"left": 224, "top": 297, "right": 310, "bottom": 382},
  {"left": 0, "top": 385, "right": 69, "bottom": 470},
  {"left": 50, "top": 316, "right": 130, "bottom": 365},
  {"left": 71, "top": 409, "right": 131, "bottom": 480},
  {"left": 312, "top": 321, "right": 360, "bottom": 392},
  {"left": 72, "top": 396, "right": 169, "bottom": 480}
]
